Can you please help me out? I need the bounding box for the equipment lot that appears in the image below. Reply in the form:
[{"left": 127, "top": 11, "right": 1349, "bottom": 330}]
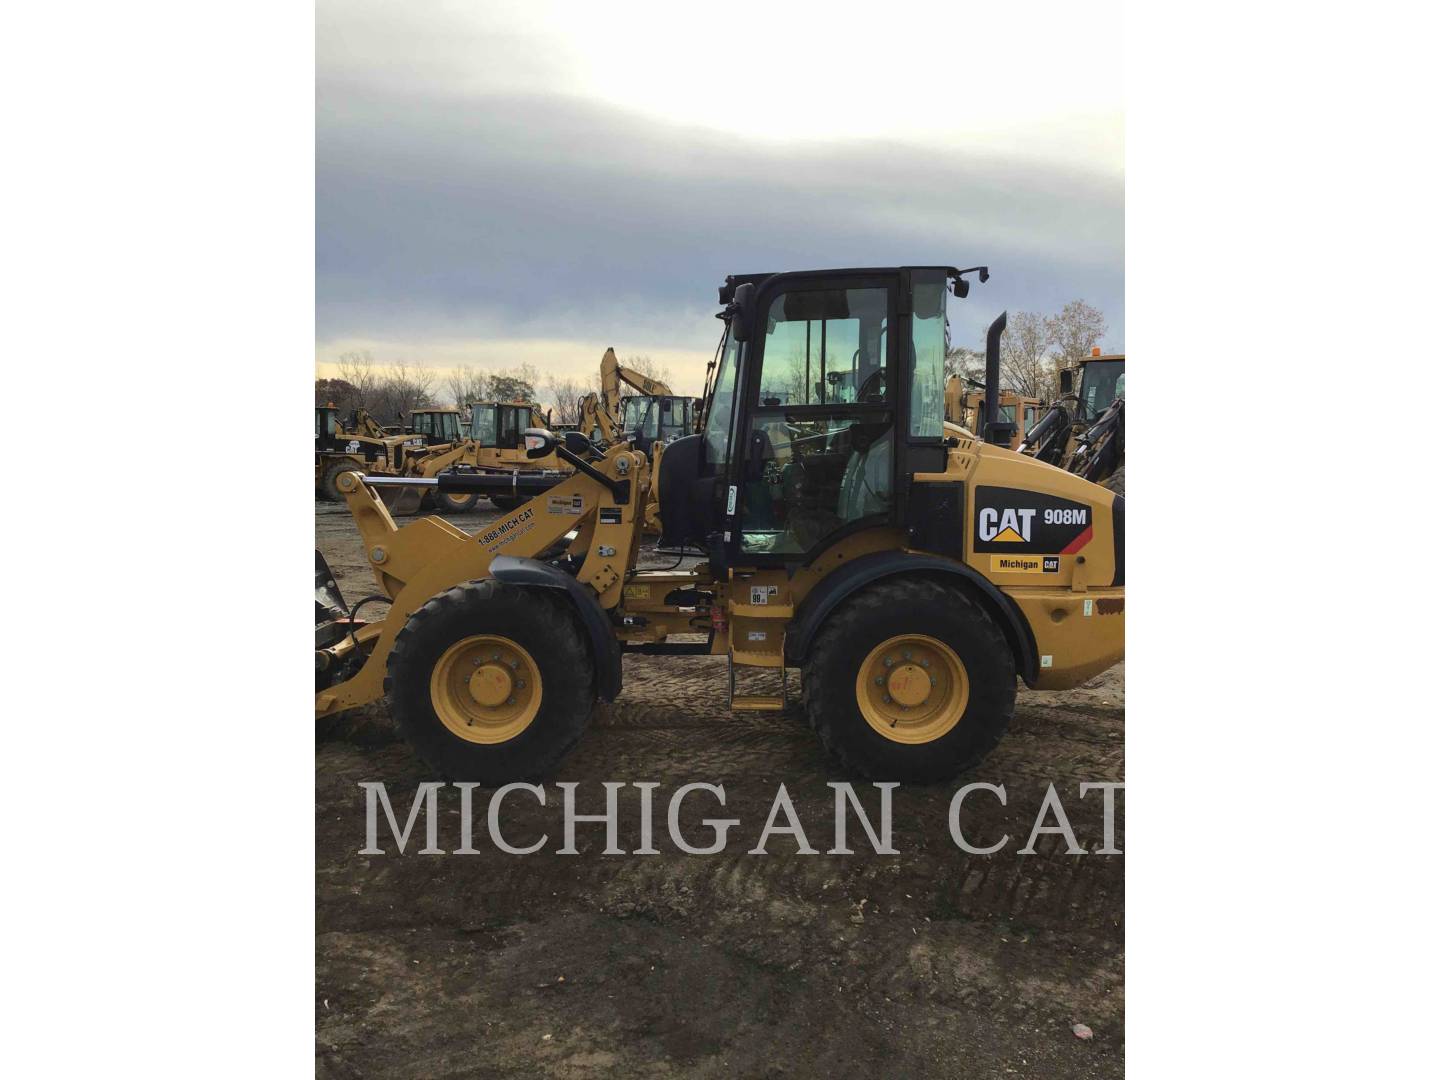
[{"left": 316, "top": 502, "right": 1125, "bottom": 1078}]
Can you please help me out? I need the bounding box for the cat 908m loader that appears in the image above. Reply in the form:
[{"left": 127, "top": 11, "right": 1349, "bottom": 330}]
[{"left": 315, "top": 265, "right": 1124, "bottom": 784}]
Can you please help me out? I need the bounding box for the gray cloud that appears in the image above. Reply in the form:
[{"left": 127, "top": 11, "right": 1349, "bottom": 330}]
[{"left": 318, "top": 82, "right": 1123, "bottom": 357}]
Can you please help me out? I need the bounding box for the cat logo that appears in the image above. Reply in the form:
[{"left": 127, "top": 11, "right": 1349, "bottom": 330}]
[{"left": 978, "top": 507, "right": 1036, "bottom": 543}]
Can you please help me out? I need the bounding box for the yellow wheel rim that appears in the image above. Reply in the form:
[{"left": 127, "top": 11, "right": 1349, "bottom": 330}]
[
  {"left": 429, "top": 635, "right": 542, "bottom": 744},
  {"left": 439, "top": 492, "right": 470, "bottom": 510},
  {"left": 855, "top": 634, "right": 969, "bottom": 744}
]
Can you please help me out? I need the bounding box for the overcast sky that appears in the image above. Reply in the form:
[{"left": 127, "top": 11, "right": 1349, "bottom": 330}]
[{"left": 317, "top": 2, "right": 1123, "bottom": 394}]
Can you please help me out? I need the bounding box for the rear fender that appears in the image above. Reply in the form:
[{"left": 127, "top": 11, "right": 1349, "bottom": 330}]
[{"left": 786, "top": 551, "right": 1039, "bottom": 685}]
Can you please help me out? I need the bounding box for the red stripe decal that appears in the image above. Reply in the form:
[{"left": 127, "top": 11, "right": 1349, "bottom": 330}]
[{"left": 1060, "top": 524, "right": 1094, "bottom": 555}]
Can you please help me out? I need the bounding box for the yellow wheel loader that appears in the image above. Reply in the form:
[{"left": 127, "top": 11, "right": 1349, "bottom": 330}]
[
  {"left": 315, "top": 265, "right": 1124, "bottom": 784},
  {"left": 379, "top": 401, "right": 571, "bottom": 516}
]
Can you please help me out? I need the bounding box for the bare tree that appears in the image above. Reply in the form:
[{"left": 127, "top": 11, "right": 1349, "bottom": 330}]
[
  {"left": 998, "top": 311, "right": 1055, "bottom": 399},
  {"left": 1046, "top": 300, "right": 1109, "bottom": 370},
  {"left": 370, "top": 360, "right": 438, "bottom": 423},
  {"left": 336, "top": 350, "right": 379, "bottom": 410},
  {"left": 544, "top": 374, "right": 590, "bottom": 425},
  {"left": 445, "top": 365, "right": 490, "bottom": 409}
]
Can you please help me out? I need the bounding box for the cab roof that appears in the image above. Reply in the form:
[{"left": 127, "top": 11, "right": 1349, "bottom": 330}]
[{"left": 718, "top": 265, "right": 984, "bottom": 304}]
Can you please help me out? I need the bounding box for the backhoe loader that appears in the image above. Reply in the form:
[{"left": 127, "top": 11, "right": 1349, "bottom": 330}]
[
  {"left": 575, "top": 348, "right": 700, "bottom": 530},
  {"left": 315, "top": 265, "right": 1124, "bottom": 784},
  {"left": 315, "top": 405, "right": 423, "bottom": 501}
]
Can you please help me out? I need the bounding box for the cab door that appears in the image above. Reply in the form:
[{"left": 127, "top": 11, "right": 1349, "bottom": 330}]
[{"left": 727, "top": 273, "right": 899, "bottom": 563}]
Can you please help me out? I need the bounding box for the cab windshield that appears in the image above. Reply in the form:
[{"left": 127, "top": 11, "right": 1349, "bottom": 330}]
[
  {"left": 621, "top": 396, "right": 659, "bottom": 441},
  {"left": 1077, "top": 360, "right": 1124, "bottom": 421}
]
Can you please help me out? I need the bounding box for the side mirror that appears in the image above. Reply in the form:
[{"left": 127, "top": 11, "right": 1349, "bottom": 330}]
[
  {"left": 522, "top": 427, "right": 557, "bottom": 459},
  {"left": 730, "top": 282, "right": 755, "bottom": 342},
  {"left": 1059, "top": 369, "right": 1074, "bottom": 395}
]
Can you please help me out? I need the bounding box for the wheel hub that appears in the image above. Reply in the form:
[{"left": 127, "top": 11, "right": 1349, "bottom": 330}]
[
  {"left": 856, "top": 634, "right": 970, "bottom": 745},
  {"left": 468, "top": 664, "right": 513, "bottom": 707},
  {"left": 429, "top": 635, "right": 541, "bottom": 744},
  {"left": 886, "top": 663, "right": 930, "bottom": 707}
]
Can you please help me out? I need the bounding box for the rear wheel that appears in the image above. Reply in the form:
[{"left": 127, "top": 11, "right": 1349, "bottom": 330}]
[
  {"left": 802, "top": 577, "right": 1015, "bottom": 782},
  {"left": 320, "top": 458, "right": 362, "bottom": 502},
  {"left": 385, "top": 580, "right": 594, "bottom": 783},
  {"left": 490, "top": 494, "right": 524, "bottom": 512}
]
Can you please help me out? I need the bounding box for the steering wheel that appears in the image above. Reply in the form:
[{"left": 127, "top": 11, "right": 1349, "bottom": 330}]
[{"left": 856, "top": 368, "right": 887, "bottom": 402}]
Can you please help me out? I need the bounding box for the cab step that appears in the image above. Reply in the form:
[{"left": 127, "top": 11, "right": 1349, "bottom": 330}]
[
  {"left": 729, "top": 694, "right": 787, "bottom": 712},
  {"left": 727, "top": 652, "right": 788, "bottom": 712}
]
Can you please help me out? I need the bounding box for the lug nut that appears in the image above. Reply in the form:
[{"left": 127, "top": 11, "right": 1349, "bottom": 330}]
[
  {"left": 874, "top": 676, "right": 884, "bottom": 685},
  {"left": 883, "top": 657, "right": 894, "bottom": 667},
  {"left": 506, "top": 697, "right": 515, "bottom": 705},
  {"left": 883, "top": 694, "right": 892, "bottom": 704},
  {"left": 903, "top": 650, "right": 912, "bottom": 660}
]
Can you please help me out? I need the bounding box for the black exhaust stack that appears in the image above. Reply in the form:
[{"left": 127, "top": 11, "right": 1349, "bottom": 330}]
[{"left": 983, "top": 312, "right": 1016, "bottom": 447}]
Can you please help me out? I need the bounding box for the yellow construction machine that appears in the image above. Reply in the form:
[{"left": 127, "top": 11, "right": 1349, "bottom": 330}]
[
  {"left": 376, "top": 400, "right": 571, "bottom": 516},
  {"left": 944, "top": 382, "right": 1043, "bottom": 450},
  {"left": 567, "top": 349, "right": 696, "bottom": 530},
  {"left": 315, "top": 405, "right": 424, "bottom": 501},
  {"left": 315, "top": 265, "right": 1124, "bottom": 784},
  {"left": 1019, "top": 349, "right": 1125, "bottom": 490}
]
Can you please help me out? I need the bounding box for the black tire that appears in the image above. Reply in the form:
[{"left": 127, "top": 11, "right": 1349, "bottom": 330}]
[
  {"left": 434, "top": 491, "right": 479, "bottom": 514},
  {"left": 1101, "top": 466, "right": 1125, "bottom": 496},
  {"left": 384, "top": 580, "right": 595, "bottom": 784},
  {"left": 802, "top": 577, "right": 1016, "bottom": 783},
  {"left": 490, "top": 494, "right": 524, "bottom": 512},
  {"left": 320, "top": 458, "right": 362, "bottom": 502}
]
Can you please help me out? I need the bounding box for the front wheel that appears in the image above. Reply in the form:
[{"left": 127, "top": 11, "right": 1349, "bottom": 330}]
[
  {"left": 320, "top": 458, "right": 362, "bottom": 502},
  {"left": 435, "top": 491, "right": 479, "bottom": 513},
  {"left": 803, "top": 577, "right": 1015, "bottom": 782},
  {"left": 384, "top": 580, "right": 595, "bottom": 783}
]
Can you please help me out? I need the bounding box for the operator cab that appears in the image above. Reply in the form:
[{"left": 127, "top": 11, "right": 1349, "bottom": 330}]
[
  {"left": 660, "top": 265, "right": 989, "bottom": 567},
  {"left": 1074, "top": 354, "right": 1125, "bottom": 422},
  {"left": 409, "top": 408, "right": 463, "bottom": 446},
  {"left": 620, "top": 395, "right": 695, "bottom": 455},
  {"left": 469, "top": 402, "right": 537, "bottom": 449},
  {"left": 315, "top": 405, "right": 342, "bottom": 449}
]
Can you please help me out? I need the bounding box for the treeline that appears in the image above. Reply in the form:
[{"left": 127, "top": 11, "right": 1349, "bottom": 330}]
[
  {"left": 944, "top": 300, "right": 1111, "bottom": 402},
  {"left": 315, "top": 350, "right": 673, "bottom": 427}
]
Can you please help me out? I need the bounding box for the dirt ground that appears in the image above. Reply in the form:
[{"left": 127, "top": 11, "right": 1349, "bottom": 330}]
[{"left": 316, "top": 500, "right": 1124, "bottom": 1078}]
